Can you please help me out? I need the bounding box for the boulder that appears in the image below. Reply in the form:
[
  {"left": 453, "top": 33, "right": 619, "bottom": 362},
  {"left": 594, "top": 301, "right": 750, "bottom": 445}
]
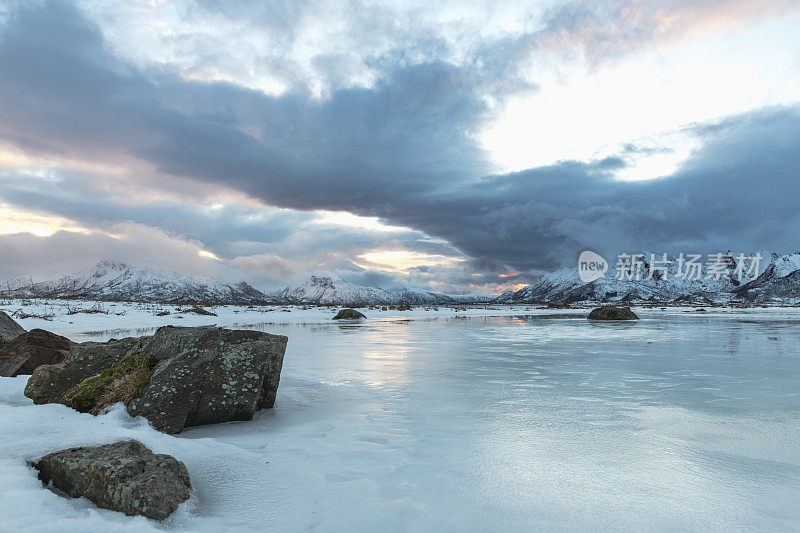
[
  {"left": 0, "top": 329, "right": 72, "bottom": 377},
  {"left": 32, "top": 440, "right": 190, "bottom": 521},
  {"left": 127, "top": 326, "right": 288, "bottom": 433},
  {"left": 25, "top": 326, "right": 288, "bottom": 434},
  {"left": 0, "top": 311, "right": 26, "bottom": 343},
  {"left": 25, "top": 337, "right": 145, "bottom": 405},
  {"left": 63, "top": 353, "right": 158, "bottom": 415},
  {"left": 587, "top": 306, "right": 639, "bottom": 320},
  {"left": 333, "top": 308, "right": 366, "bottom": 319}
]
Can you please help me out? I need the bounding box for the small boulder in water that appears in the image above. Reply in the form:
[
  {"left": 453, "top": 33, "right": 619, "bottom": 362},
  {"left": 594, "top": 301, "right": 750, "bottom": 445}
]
[
  {"left": 333, "top": 308, "right": 366, "bottom": 320},
  {"left": 588, "top": 306, "right": 638, "bottom": 320},
  {"left": 32, "top": 440, "right": 191, "bottom": 521}
]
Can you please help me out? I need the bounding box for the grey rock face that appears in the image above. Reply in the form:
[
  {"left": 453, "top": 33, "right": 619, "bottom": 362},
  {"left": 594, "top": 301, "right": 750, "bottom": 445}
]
[
  {"left": 127, "top": 326, "right": 288, "bottom": 434},
  {"left": 32, "top": 440, "right": 191, "bottom": 521},
  {"left": 0, "top": 311, "right": 25, "bottom": 343},
  {"left": 24, "top": 337, "right": 144, "bottom": 404},
  {"left": 587, "top": 306, "right": 639, "bottom": 320},
  {"left": 333, "top": 308, "right": 366, "bottom": 319},
  {"left": 0, "top": 329, "right": 72, "bottom": 377}
]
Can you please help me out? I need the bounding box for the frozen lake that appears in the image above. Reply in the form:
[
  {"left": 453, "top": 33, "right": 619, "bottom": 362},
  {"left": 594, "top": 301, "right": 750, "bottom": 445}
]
[{"left": 1, "top": 305, "right": 799, "bottom": 531}]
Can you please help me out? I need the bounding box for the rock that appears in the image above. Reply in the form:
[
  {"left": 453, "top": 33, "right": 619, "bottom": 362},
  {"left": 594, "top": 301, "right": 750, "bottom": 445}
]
[
  {"left": 587, "top": 306, "right": 639, "bottom": 320},
  {"left": 25, "top": 337, "right": 145, "bottom": 405},
  {"left": 32, "top": 440, "right": 190, "bottom": 521},
  {"left": 0, "top": 329, "right": 72, "bottom": 377},
  {"left": 0, "top": 311, "right": 26, "bottom": 343},
  {"left": 182, "top": 305, "right": 216, "bottom": 316},
  {"left": 127, "top": 326, "right": 288, "bottom": 433},
  {"left": 63, "top": 353, "right": 159, "bottom": 414},
  {"left": 333, "top": 308, "right": 366, "bottom": 319},
  {"left": 546, "top": 301, "right": 568, "bottom": 309},
  {"left": 25, "top": 326, "right": 288, "bottom": 434}
]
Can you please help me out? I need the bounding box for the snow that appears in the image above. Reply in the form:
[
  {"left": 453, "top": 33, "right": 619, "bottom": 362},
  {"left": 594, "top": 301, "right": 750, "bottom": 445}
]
[
  {"left": 7, "top": 261, "right": 265, "bottom": 304},
  {"left": 4, "top": 264, "right": 492, "bottom": 306},
  {"left": 269, "top": 275, "right": 482, "bottom": 305},
  {"left": 503, "top": 252, "right": 800, "bottom": 303},
  {"left": 770, "top": 252, "right": 800, "bottom": 278},
  {"left": 272, "top": 274, "right": 391, "bottom": 305},
  {"left": 2, "top": 304, "right": 800, "bottom": 530}
]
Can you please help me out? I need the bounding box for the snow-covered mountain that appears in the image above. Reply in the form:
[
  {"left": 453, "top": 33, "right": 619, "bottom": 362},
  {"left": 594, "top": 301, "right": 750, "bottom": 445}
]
[
  {"left": 7, "top": 252, "right": 798, "bottom": 306},
  {"left": 4, "top": 261, "right": 268, "bottom": 304},
  {"left": 499, "top": 252, "right": 800, "bottom": 304},
  {"left": 268, "top": 275, "right": 392, "bottom": 305},
  {"left": 734, "top": 253, "right": 800, "bottom": 303},
  {"left": 2, "top": 265, "right": 492, "bottom": 306},
  {"left": 267, "top": 275, "right": 483, "bottom": 305}
]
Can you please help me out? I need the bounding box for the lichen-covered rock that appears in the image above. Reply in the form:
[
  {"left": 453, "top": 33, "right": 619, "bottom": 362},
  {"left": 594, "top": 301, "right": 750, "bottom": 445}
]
[
  {"left": 25, "top": 337, "right": 145, "bottom": 405},
  {"left": 333, "top": 308, "right": 366, "bottom": 319},
  {"left": 127, "top": 326, "right": 288, "bottom": 434},
  {"left": 0, "top": 311, "right": 25, "bottom": 343},
  {"left": 32, "top": 440, "right": 190, "bottom": 521},
  {"left": 24, "top": 326, "right": 288, "bottom": 435},
  {"left": 0, "top": 329, "right": 72, "bottom": 377},
  {"left": 588, "top": 306, "right": 639, "bottom": 320}
]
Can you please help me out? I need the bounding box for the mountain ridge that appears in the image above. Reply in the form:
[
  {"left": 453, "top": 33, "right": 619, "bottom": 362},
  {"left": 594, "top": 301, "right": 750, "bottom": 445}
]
[
  {"left": 5, "top": 253, "right": 800, "bottom": 306},
  {"left": 501, "top": 252, "right": 800, "bottom": 304},
  {"left": 2, "top": 263, "right": 491, "bottom": 305},
  {"left": 4, "top": 261, "right": 266, "bottom": 305},
  {"left": 265, "top": 274, "right": 482, "bottom": 305}
]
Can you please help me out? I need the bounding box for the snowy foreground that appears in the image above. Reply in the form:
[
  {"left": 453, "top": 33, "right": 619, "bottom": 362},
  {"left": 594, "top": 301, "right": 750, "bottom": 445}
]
[{"left": 1, "top": 302, "right": 800, "bottom": 531}]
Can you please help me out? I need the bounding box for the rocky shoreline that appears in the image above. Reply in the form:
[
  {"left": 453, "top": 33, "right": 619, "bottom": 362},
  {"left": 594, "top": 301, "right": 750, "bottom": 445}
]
[{"left": 0, "top": 311, "right": 287, "bottom": 520}]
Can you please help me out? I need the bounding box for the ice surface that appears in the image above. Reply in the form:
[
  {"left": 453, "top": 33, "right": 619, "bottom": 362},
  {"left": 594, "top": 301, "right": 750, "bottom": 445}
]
[{"left": 1, "top": 303, "right": 799, "bottom": 530}]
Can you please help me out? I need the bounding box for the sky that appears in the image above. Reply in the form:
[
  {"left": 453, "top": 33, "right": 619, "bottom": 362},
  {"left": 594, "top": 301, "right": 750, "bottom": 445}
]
[{"left": 0, "top": 0, "right": 799, "bottom": 294}]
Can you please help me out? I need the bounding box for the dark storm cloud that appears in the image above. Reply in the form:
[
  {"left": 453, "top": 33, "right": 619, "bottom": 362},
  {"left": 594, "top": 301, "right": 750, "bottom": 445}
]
[
  {"left": 1, "top": 0, "right": 799, "bottom": 281},
  {"left": 0, "top": 167, "right": 455, "bottom": 267}
]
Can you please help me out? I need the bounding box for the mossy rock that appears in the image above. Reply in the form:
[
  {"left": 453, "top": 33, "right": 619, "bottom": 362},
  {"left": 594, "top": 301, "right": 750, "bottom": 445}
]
[
  {"left": 183, "top": 306, "right": 216, "bottom": 316},
  {"left": 588, "top": 306, "right": 639, "bottom": 320},
  {"left": 25, "top": 337, "right": 145, "bottom": 405},
  {"left": 33, "top": 440, "right": 191, "bottom": 521},
  {"left": 127, "top": 326, "right": 288, "bottom": 433},
  {"left": 63, "top": 353, "right": 158, "bottom": 415},
  {"left": 333, "top": 308, "right": 366, "bottom": 320},
  {"left": 28, "top": 326, "right": 288, "bottom": 435}
]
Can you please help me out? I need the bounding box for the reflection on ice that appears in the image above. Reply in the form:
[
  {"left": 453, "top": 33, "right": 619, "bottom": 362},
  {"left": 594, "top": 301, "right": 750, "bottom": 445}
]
[{"left": 1, "top": 307, "right": 799, "bottom": 530}]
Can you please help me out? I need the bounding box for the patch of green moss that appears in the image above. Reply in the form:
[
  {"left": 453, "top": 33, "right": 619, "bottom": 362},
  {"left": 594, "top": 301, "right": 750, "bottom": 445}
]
[
  {"left": 63, "top": 354, "right": 159, "bottom": 415},
  {"left": 333, "top": 308, "right": 366, "bottom": 319}
]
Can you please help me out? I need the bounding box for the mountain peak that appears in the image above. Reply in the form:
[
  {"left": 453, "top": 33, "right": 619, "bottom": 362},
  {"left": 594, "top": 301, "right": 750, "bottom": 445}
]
[
  {"left": 271, "top": 274, "right": 486, "bottom": 305},
  {"left": 95, "top": 260, "right": 129, "bottom": 271},
  {"left": 6, "top": 262, "right": 268, "bottom": 304}
]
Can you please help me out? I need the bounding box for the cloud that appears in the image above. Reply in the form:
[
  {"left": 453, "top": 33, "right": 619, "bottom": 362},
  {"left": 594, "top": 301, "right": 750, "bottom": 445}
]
[
  {"left": 537, "top": 0, "right": 799, "bottom": 65},
  {"left": 1, "top": 0, "right": 799, "bottom": 293},
  {"left": 0, "top": 222, "right": 226, "bottom": 282}
]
